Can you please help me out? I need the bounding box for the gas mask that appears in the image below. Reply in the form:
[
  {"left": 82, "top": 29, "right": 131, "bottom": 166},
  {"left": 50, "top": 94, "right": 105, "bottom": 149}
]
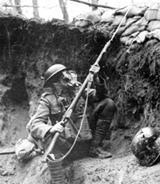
[{"left": 60, "top": 70, "right": 81, "bottom": 90}]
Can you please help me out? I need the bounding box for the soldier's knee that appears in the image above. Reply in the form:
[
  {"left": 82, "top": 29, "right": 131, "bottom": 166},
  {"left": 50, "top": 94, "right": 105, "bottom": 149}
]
[
  {"left": 99, "top": 98, "right": 117, "bottom": 115},
  {"left": 104, "top": 98, "right": 116, "bottom": 110}
]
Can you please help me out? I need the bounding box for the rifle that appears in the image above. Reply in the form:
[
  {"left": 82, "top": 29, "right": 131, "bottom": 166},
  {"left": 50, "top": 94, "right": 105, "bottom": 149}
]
[
  {"left": 43, "top": 41, "right": 113, "bottom": 162},
  {"left": 0, "top": 147, "right": 15, "bottom": 155},
  {"left": 43, "top": 6, "right": 131, "bottom": 162}
]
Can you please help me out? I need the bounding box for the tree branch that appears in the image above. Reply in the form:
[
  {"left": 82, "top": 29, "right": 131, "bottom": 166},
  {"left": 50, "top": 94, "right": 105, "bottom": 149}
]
[
  {"left": 3, "top": 4, "right": 58, "bottom": 9},
  {"left": 70, "top": 0, "right": 116, "bottom": 10}
]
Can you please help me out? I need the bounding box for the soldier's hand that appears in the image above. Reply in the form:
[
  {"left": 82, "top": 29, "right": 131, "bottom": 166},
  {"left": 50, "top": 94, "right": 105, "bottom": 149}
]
[
  {"left": 89, "top": 64, "right": 100, "bottom": 74},
  {"left": 50, "top": 122, "right": 64, "bottom": 134},
  {"left": 84, "top": 88, "right": 96, "bottom": 96}
]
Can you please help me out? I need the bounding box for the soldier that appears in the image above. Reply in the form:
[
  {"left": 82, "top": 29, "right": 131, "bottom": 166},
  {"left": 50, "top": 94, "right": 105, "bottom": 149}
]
[
  {"left": 88, "top": 73, "right": 118, "bottom": 158},
  {"left": 15, "top": 63, "right": 117, "bottom": 161}
]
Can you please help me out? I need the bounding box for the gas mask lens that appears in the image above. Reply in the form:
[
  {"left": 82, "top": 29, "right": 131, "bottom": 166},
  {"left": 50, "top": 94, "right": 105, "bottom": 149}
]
[
  {"left": 62, "top": 77, "right": 70, "bottom": 83},
  {"left": 61, "top": 70, "right": 79, "bottom": 88}
]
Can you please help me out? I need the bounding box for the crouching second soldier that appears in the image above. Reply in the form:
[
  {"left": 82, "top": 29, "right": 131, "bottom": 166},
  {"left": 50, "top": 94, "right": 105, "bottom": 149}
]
[{"left": 88, "top": 72, "right": 118, "bottom": 158}]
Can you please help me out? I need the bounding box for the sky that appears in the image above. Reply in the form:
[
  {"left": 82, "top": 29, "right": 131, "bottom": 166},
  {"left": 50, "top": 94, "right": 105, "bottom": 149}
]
[{"left": 0, "top": 0, "right": 160, "bottom": 22}]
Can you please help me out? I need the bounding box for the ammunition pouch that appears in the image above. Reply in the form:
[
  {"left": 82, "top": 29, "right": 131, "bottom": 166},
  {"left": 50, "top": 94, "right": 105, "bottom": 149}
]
[{"left": 64, "top": 116, "right": 92, "bottom": 141}]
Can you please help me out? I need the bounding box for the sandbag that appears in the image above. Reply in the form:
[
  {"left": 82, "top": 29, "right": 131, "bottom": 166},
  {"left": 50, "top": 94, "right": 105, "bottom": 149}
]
[
  {"left": 101, "top": 10, "right": 114, "bottom": 23},
  {"left": 86, "top": 12, "right": 101, "bottom": 23},
  {"left": 157, "top": 10, "right": 160, "bottom": 20},
  {"left": 144, "top": 3, "right": 160, "bottom": 21},
  {"left": 75, "top": 12, "right": 101, "bottom": 23},
  {"left": 115, "top": 6, "right": 147, "bottom": 17},
  {"left": 150, "top": 3, "right": 160, "bottom": 9},
  {"left": 73, "top": 12, "right": 101, "bottom": 27},
  {"left": 112, "top": 15, "right": 126, "bottom": 26},
  {"left": 125, "top": 16, "right": 141, "bottom": 27},
  {"left": 134, "top": 17, "right": 148, "bottom": 27},
  {"left": 147, "top": 29, "right": 160, "bottom": 40},
  {"left": 147, "top": 20, "right": 160, "bottom": 31},
  {"left": 120, "top": 31, "right": 139, "bottom": 45},
  {"left": 134, "top": 30, "right": 149, "bottom": 43},
  {"left": 130, "top": 31, "right": 140, "bottom": 38},
  {"left": 74, "top": 20, "right": 90, "bottom": 28},
  {"left": 122, "top": 25, "right": 138, "bottom": 36},
  {"left": 120, "top": 36, "right": 129, "bottom": 44},
  {"left": 116, "top": 26, "right": 127, "bottom": 35},
  {"left": 122, "top": 23, "right": 145, "bottom": 37},
  {"left": 120, "top": 30, "right": 140, "bottom": 45},
  {"left": 120, "top": 36, "right": 134, "bottom": 45},
  {"left": 119, "top": 16, "right": 142, "bottom": 36},
  {"left": 144, "top": 9, "right": 159, "bottom": 21}
]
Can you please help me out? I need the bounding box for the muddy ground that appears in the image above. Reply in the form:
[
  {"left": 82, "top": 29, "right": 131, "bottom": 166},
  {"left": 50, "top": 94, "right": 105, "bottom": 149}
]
[{"left": 0, "top": 13, "right": 160, "bottom": 184}]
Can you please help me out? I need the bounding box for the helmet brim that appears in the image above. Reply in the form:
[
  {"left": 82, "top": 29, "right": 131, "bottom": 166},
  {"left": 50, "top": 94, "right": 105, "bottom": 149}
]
[{"left": 43, "top": 68, "right": 66, "bottom": 87}]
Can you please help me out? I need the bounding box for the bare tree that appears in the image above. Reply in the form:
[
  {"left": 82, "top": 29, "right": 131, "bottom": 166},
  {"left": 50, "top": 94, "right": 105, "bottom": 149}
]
[
  {"left": 9, "top": 0, "right": 13, "bottom": 5},
  {"left": 58, "top": 0, "right": 69, "bottom": 23},
  {"left": 14, "top": 0, "right": 22, "bottom": 14},
  {"left": 91, "top": 0, "right": 98, "bottom": 10},
  {"left": 32, "top": 0, "right": 40, "bottom": 18},
  {"left": 70, "top": 0, "right": 115, "bottom": 10}
]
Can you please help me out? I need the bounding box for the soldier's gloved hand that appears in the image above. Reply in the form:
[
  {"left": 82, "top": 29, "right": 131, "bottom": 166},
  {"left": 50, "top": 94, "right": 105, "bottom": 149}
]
[
  {"left": 89, "top": 64, "right": 100, "bottom": 74},
  {"left": 84, "top": 88, "right": 96, "bottom": 96},
  {"left": 50, "top": 121, "right": 64, "bottom": 134}
]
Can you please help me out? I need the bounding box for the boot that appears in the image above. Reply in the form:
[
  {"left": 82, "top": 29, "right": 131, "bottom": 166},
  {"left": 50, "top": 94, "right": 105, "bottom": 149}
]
[{"left": 89, "top": 119, "right": 112, "bottom": 159}]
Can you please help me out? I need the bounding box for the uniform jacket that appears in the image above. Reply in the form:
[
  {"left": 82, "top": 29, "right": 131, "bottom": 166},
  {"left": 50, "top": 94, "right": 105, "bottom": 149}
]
[{"left": 26, "top": 87, "right": 92, "bottom": 142}]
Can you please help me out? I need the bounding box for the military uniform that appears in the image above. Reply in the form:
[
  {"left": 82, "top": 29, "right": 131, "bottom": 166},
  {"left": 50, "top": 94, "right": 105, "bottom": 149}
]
[
  {"left": 88, "top": 98, "right": 117, "bottom": 158},
  {"left": 16, "top": 63, "right": 117, "bottom": 161},
  {"left": 87, "top": 79, "right": 118, "bottom": 158},
  {"left": 26, "top": 87, "right": 92, "bottom": 156}
]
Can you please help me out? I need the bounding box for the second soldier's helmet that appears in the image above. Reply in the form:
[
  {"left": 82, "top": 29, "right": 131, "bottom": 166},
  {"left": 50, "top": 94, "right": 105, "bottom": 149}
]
[
  {"left": 131, "top": 127, "right": 160, "bottom": 166},
  {"left": 43, "top": 64, "right": 66, "bottom": 86}
]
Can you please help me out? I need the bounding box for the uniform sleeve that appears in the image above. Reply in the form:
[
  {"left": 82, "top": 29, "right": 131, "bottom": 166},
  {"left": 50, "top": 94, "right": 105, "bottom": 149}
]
[{"left": 26, "top": 96, "right": 52, "bottom": 140}]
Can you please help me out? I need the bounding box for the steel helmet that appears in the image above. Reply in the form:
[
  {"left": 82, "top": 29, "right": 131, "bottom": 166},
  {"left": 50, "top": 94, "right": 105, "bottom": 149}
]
[
  {"left": 131, "top": 127, "right": 160, "bottom": 166},
  {"left": 43, "top": 64, "right": 66, "bottom": 86}
]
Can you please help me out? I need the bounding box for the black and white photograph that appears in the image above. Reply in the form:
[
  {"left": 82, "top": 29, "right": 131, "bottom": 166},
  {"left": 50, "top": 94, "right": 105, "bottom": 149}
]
[{"left": 0, "top": 0, "right": 160, "bottom": 183}]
